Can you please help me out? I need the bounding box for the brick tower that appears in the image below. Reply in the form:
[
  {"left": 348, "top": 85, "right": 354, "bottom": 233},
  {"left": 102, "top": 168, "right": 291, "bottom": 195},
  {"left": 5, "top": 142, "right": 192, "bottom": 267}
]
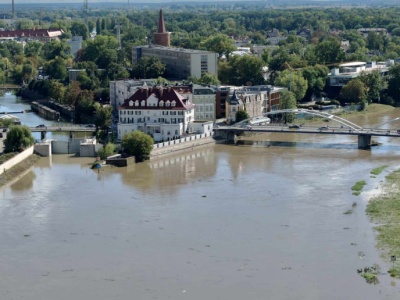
[{"left": 153, "top": 9, "right": 171, "bottom": 47}]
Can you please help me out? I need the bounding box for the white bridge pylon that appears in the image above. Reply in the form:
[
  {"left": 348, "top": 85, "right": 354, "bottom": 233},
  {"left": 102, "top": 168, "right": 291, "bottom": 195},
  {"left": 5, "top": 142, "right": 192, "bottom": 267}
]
[{"left": 265, "top": 109, "right": 363, "bottom": 131}]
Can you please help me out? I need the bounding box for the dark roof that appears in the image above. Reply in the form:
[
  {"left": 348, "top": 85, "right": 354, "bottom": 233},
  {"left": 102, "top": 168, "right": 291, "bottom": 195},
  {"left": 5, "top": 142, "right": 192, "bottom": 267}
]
[{"left": 120, "top": 85, "right": 194, "bottom": 110}]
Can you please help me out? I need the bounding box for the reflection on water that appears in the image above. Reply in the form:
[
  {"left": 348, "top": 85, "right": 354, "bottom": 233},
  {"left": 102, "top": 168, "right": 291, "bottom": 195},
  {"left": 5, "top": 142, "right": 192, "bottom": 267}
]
[{"left": 2, "top": 108, "right": 400, "bottom": 299}]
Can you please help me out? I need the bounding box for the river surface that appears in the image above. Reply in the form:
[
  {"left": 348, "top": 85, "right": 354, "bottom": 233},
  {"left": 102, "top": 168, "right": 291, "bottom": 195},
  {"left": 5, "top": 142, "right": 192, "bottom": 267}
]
[{"left": 1, "top": 94, "right": 400, "bottom": 299}]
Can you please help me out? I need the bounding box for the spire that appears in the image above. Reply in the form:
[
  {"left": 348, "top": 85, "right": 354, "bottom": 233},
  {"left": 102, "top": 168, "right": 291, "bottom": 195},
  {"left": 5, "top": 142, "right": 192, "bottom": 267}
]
[{"left": 158, "top": 9, "right": 166, "bottom": 33}]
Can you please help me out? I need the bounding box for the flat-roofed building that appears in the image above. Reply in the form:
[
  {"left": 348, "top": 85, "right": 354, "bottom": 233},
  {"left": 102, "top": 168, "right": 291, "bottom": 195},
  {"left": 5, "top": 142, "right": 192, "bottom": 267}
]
[{"left": 132, "top": 45, "right": 218, "bottom": 80}]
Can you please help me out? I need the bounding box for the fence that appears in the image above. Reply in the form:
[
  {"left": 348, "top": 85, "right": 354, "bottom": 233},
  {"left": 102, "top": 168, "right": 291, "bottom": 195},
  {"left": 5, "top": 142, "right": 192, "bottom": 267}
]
[{"left": 152, "top": 132, "right": 213, "bottom": 149}]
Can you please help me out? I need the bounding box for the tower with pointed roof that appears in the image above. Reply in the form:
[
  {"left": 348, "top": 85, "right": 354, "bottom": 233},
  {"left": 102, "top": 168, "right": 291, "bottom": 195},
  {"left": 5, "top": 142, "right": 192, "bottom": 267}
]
[{"left": 153, "top": 9, "right": 171, "bottom": 47}]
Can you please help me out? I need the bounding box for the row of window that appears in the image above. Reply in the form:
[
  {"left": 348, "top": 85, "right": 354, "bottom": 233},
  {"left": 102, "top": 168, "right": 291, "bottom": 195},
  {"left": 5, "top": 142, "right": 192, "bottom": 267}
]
[
  {"left": 120, "top": 117, "right": 185, "bottom": 124},
  {"left": 120, "top": 110, "right": 184, "bottom": 116},
  {"left": 128, "top": 100, "right": 177, "bottom": 107}
]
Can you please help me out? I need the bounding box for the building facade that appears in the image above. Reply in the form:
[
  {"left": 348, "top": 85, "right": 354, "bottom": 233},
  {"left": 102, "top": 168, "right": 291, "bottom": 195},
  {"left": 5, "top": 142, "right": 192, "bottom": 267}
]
[
  {"left": 118, "top": 84, "right": 195, "bottom": 142},
  {"left": 0, "top": 28, "right": 63, "bottom": 42},
  {"left": 110, "top": 79, "right": 155, "bottom": 110},
  {"left": 192, "top": 85, "right": 216, "bottom": 122},
  {"left": 132, "top": 45, "right": 218, "bottom": 80}
]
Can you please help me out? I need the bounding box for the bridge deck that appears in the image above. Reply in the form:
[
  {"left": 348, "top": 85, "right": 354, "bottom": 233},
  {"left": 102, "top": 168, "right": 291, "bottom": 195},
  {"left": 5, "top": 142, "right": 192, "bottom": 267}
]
[
  {"left": 215, "top": 124, "right": 400, "bottom": 138},
  {"left": 29, "top": 126, "right": 96, "bottom": 133}
]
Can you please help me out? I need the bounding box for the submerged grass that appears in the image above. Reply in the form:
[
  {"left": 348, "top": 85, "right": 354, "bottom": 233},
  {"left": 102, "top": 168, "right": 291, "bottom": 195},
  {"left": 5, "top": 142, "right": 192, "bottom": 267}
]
[
  {"left": 352, "top": 180, "right": 366, "bottom": 196},
  {"left": 366, "top": 169, "right": 400, "bottom": 278},
  {"left": 371, "top": 165, "right": 389, "bottom": 176}
]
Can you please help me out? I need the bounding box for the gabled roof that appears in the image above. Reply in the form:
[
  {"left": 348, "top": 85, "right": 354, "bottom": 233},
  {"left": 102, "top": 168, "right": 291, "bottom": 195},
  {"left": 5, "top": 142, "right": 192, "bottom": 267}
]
[
  {"left": 0, "top": 28, "right": 63, "bottom": 39},
  {"left": 119, "top": 86, "right": 194, "bottom": 110}
]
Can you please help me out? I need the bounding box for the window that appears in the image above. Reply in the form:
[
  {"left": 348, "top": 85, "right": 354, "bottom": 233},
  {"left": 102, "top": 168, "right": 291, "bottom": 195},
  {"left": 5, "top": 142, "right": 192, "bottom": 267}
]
[
  {"left": 141, "top": 100, "right": 146, "bottom": 106},
  {"left": 159, "top": 100, "right": 164, "bottom": 107},
  {"left": 166, "top": 101, "right": 171, "bottom": 107},
  {"left": 171, "top": 100, "right": 176, "bottom": 107},
  {"left": 135, "top": 100, "right": 139, "bottom": 106}
]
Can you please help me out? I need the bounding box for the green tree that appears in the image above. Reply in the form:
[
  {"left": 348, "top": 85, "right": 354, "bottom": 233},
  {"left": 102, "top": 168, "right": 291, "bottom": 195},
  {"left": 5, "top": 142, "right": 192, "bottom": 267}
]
[
  {"left": 219, "top": 55, "right": 265, "bottom": 86},
  {"left": 49, "top": 80, "right": 66, "bottom": 103},
  {"left": 387, "top": 64, "right": 400, "bottom": 105},
  {"left": 97, "top": 142, "right": 116, "bottom": 160},
  {"left": 131, "top": 56, "right": 165, "bottom": 79},
  {"left": 24, "top": 41, "right": 43, "bottom": 58},
  {"left": 122, "top": 131, "right": 154, "bottom": 162},
  {"left": 280, "top": 90, "right": 297, "bottom": 123},
  {"left": 70, "top": 21, "right": 89, "bottom": 40},
  {"left": 235, "top": 110, "right": 249, "bottom": 123},
  {"left": 275, "top": 69, "right": 308, "bottom": 102},
  {"left": 314, "top": 38, "right": 345, "bottom": 64},
  {"left": 202, "top": 34, "right": 236, "bottom": 59},
  {"left": 42, "top": 40, "right": 70, "bottom": 60},
  {"left": 339, "top": 78, "right": 367, "bottom": 104},
  {"left": 45, "top": 57, "right": 68, "bottom": 81},
  {"left": 94, "top": 105, "right": 112, "bottom": 130},
  {"left": 301, "top": 65, "right": 329, "bottom": 101},
  {"left": 4, "top": 125, "right": 35, "bottom": 153},
  {"left": 359, "top": 71, "right": 387, "bottom": 104}
]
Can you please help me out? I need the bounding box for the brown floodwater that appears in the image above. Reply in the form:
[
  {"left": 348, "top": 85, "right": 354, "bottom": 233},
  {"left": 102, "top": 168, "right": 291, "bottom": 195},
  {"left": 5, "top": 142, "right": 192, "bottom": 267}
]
[{"left": 1, "top": 108, "right": 400, "bottom": 299}]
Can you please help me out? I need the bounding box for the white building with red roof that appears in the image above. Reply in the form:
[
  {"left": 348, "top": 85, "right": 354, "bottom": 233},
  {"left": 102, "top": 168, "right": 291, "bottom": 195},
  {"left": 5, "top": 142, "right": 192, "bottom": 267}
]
[
  {"left": 118, "top": 83, "right": 195, "bottom": 142},
  {"left": 0, "top": 28, "right": 64, "bottom": 42}
]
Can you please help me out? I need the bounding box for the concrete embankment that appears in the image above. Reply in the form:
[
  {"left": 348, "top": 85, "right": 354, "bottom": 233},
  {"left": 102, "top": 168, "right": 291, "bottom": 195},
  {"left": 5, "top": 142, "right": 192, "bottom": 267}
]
[{"left": 150, "top": 137, "right": 217, "bottom": 160}]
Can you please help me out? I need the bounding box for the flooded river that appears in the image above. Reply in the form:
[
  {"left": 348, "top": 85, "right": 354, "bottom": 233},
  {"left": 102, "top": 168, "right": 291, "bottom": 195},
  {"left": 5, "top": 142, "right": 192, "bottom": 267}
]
[{"left": 1, "top": 95, "right": 400, "bottom": 299}]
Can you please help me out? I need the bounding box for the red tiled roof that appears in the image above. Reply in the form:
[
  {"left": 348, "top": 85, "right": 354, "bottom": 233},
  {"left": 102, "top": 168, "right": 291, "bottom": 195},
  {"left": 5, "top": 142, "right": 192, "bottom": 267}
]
[
  {"left": 0, "top": 28, "right": 63, "bottom": 38},
  {"left": 119, "top": 86, "right": 194, "bottom": 110}
]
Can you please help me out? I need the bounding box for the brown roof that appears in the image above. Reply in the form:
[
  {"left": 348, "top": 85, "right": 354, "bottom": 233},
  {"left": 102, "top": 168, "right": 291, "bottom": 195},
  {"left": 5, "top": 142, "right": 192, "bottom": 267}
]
[
  {"left": 120, "top": 86, "right": 194, "bottom": 110},
  {"left": 0, "top": 28, "right": 63, "bottom": 38}
]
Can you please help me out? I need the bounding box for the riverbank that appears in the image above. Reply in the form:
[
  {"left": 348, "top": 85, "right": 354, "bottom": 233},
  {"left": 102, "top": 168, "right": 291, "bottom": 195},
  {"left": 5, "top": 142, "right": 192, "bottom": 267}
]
[
  {"left": 366, "top": 168, "right": 400, "bottom": 277},
  {"left": 0, "top": 154, "right": 40, "bottom": 187}
]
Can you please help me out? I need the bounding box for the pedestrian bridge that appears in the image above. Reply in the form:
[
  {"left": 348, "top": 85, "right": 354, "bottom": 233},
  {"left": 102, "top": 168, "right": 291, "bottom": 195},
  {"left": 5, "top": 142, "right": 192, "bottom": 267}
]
[
  {"left": 29, "top": 125, "right": 96, "bottom": 140},
  {"left": 214, "top": 109, "right": 400, "bottom": 149}
]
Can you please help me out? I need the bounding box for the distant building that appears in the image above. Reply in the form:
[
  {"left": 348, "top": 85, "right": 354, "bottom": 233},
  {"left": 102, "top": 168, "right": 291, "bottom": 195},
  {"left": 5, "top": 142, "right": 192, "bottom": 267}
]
[
  {"left": 68, "top": 69, "right": 85, "bottom": 82},
  {"left": 109, "top": 79, "right": 155, "bottom": 110},
  {"left": 0, "top": 28, "right": 63, "bottom": 42},
  {"left": 225, "top": 85, "right": 287, "bottom": 123},
  {"left": 327, "top": 60, "right": 392, "bottom": 98},
  {"left": 132, "top": 9, "right": 218, "bottom": 80},
  {"left": 357, "top": 28, "right": 388, "bottom": 38},
  {"left": 328, "top": 61, "right": 390, "bottom": 87},
  {"left": 67, "top": 36, "right": 82, "bottom": 58},
  {"left": 118, "top": 83, "right": 195, "bottom": 142},
  {"left": 133, "top": 45, "right": 218, "bottom": 80},
  {"left": 0, "top": 114, "right": 20, "bottom": 124},
  {"left": 192, "top": 85, "right": 216, "bottom": 122}
]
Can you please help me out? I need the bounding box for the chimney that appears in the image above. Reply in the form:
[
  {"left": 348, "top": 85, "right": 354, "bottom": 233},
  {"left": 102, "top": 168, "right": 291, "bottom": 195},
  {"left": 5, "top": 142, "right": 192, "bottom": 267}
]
[{"left": 157, "top": 9, "right": 166, "bottom": 33}]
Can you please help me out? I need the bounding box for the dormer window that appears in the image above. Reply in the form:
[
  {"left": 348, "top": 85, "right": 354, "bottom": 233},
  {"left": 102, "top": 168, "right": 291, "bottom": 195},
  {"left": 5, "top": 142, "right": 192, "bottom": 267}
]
[
  {"left": 159, "top": 100, "right": 164, "bottom": 107},
  {"left": 141, "top": 100, "right": 146, "bottom": 106},
  {"left": 129, "top": 100, "right": 133, "bottom": 107},
  {"left": 166, "top": 100, "right": 171, "bottom": 107},
  {"left": 171, "top": 100, "right": 176, "bottom": 107},
  {"left": 135, "top": 100, "right": 139, "bottom": 106}
]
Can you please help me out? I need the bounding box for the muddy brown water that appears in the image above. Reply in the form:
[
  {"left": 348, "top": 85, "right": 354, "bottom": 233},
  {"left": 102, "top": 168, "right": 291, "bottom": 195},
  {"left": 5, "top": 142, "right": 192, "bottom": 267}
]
[{"left": 1, "top": 96, "right": 400, "bottom": 299}]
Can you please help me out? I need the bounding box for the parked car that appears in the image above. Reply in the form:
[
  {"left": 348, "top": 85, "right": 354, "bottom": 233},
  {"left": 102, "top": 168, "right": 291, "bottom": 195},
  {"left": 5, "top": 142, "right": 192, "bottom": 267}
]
[
  {"left": 0, "top": 132, "right": 3, "bottom": 138},
  {"left": 85, "top": 124, "right": 95, "bottom": 128},
  {"left": 36, "top": 124, "right": 46, "bottom": 128},
  {"left": 318, "top": 126, "right": 329, "bottom": 131},
  {"left": 288, "top": 125, "right": 301, "bottom": 129}
]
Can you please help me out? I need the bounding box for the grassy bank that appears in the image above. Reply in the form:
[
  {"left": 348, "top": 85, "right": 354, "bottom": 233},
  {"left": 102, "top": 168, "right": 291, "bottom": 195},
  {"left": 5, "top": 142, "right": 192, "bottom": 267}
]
[
  {"left": 366, "top": 168, "right": 400, "bottom": 277},
  {"left": 0, "top": 154, "right": 40, "bottom": 187}
]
